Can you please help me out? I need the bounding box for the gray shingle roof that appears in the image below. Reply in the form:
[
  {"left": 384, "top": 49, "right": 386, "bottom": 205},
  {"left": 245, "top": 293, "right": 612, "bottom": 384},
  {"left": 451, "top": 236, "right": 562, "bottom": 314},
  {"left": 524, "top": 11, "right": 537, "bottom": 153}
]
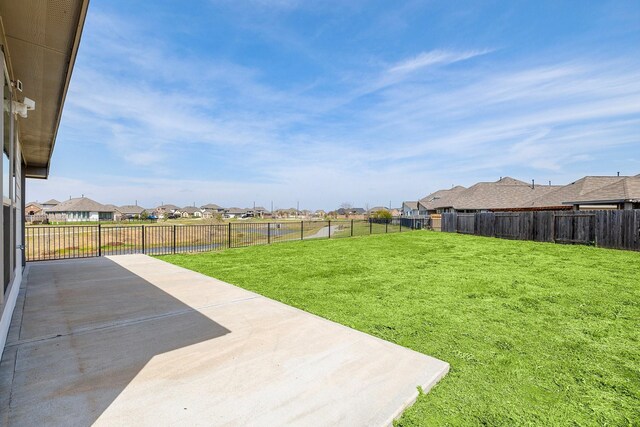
[
  {"left": 48, "top": 197, "right": 114, "bottom": 213},
  {"left": 225, "top": 207, "right": 246, "bottom": 214},
  {"left": 180, "top": 206, "right": 201, "bottom": 214},
  {"left": 118, "top": 205, "right": 147, "bottom": 215},
  {"left": 565, "top": 176, "right": 640, "bottom": 203},
  {"left": 434, "top": 178, "right": 560, "bottom": 210},
  {"left": 201, "top": 203, "right": 222, "bottom": 209},
  {"left": 402, "top": 201, "right": 418, "bottom": 210},
  {"left": 42, "top": 199, "right": 61, "bottom": 205},
  {"left": 527, "top": 176, "right": 627, "bottom": 208},
  {"left": 157, "top": 204, "right": 179, "bottom": 210},
  {"left": 418, "top": 186, "right": 466, "bottom": 210}
]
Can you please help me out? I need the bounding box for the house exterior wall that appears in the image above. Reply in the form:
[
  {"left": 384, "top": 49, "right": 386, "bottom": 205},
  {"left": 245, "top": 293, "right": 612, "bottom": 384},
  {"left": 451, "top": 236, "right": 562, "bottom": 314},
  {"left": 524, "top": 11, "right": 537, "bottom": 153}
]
[
  {"left": 1, "top": 55, "right": 25, "bottom": 355},
  {"left": 48, "top": 211, "right": 114, "bottom": 222}
]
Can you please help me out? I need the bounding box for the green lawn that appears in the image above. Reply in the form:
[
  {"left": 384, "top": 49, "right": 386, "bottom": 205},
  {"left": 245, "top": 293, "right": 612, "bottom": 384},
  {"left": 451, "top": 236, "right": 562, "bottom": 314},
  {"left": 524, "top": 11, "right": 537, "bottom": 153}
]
[{"left": 159, "top": 231, "right": 640, "bottom": 426}]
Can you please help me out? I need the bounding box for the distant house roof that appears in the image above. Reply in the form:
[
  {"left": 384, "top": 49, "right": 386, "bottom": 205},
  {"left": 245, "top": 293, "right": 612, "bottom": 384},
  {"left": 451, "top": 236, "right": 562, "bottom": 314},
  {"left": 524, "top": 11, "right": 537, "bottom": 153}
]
[
  {"left": 433, "top": 177, "right": 560, "bottom": 210},
  {"left": 157, "top": 204, "right": 179, "bottom": 210},
  {"left": 103, "top": 204, "right": 122, "bottom": 213},
  {"left": 225, "top": 207, "right": 246, "bottom": 214},
  {"left": 119, "top": 205, "right": 147, "bottom": 215},
  {"left": 253, "top": 206, "right": 267, "bottom": 212},
  {"left": 367, "top": 206, "right": 389, "bottom": 213},
  {"left": 49, "top": 197, "right": 115, "bottom": 213},
  {"left": 26, "top": 201, "right": 42, "bottom": 208},
  {"left": 402, "top": 201, "right": 418, "bottom": 210},
  {"left": 181, "top": 206, "right": 201, "bottom": 214},
  {"left": 418, "top": 186, "right": 466, "bottom": 211},
  {"left": 42, "top": 199, "right": 61, "bottom": 206},
  {"left": 525, "top": 176, "right": 627, "bottom": 208},
  {"left": 201, "top": 203, "right": 222, "bottom": 210},
  {"left": 564, "top": 176, "right": 640, "bottom": 204}
]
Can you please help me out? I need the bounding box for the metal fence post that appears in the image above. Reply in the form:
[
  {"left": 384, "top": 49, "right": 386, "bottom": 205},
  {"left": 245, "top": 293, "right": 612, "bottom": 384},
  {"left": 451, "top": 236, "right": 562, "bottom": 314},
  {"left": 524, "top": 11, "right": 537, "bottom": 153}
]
[
  {"left": 385, "top": 220, "right": 388, "bottom": 233},
  {"left": 301, "top": 220, "right": 304, "bottom": 240},
  {"left": 98, "top": 224, "right": 101, "bottom": 257},
  {"left": 228, "top": 222, "right": 232, "bottom": 249},
  {"left": 173, "top": 225, "right": 177, "bottom": 254},
  {"left": 399, "top": 218, "right": 402, "bottom": 232},
  {"left": 328, "top": 220, "right": 331, "bottom": 239},
  {"left": 267, "top": 222, "right": 271, "bottom": 244},
  {"left": 351, "top": 219, "right": 354, "bottom": 237},
  {"left": 141, "top": 225, "right": 145, "bottom": 254},
  {"left": 369, "top": 219, "right": 372, "bottom": 234}
]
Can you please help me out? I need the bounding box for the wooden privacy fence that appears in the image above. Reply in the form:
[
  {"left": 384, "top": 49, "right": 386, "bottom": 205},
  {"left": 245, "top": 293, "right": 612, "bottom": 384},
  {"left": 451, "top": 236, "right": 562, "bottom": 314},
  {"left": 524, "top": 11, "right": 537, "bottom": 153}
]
[{"left": 441, "top": 210, "right": 640, "bottom": 251}]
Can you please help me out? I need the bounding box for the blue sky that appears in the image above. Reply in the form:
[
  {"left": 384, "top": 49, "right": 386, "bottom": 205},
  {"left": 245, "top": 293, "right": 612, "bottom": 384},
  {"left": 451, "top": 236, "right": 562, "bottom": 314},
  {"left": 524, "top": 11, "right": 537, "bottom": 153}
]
[{"left": 28, "top": 0, "right": 640, "bottom": 210}]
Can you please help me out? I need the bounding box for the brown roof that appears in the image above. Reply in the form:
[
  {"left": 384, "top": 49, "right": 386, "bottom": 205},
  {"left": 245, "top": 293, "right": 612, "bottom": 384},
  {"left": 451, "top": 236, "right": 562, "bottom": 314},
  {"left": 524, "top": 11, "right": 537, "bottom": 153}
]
[
  {"left": 119, "top": 205, "right": 147, "bottom": 215},
  {"left": 418, "top": 186, "right": 466, "bottom": 211},
  {"left": 49, "top": 197, "right": 115, "bottom": 213},
  {"left": 435, "top": 177, "right": 561, "bottom": 210},
  {"left": 42, "top": 199, "right": 61, "bottom": 205},
  {"left": 565, "top": 176, "right": 640, "bottom": 204},
  {"left": 527, "top": 176, "right": 627, "bottom": 208}
]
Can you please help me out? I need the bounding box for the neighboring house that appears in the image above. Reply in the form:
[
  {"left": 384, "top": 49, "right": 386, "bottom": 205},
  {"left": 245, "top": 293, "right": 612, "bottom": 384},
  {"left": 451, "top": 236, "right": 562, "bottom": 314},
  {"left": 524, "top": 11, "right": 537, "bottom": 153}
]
[
  {"left": 522, "top": 176, "right": 630, "bottom": 211},
  {"left": 224, "top": 207, "right": 246, "bottom": 218},
  {"left": 103, "top": 204, "right": 123, "bottom": 221},
  {"left": 25, "top": 202, "right": 43, "bottom": 216},
  {"left": 48, "top": 197, "right": 116, "bottom": 222},
  {"left": 155, "top": 204, "right": 179, "bottom": 218},
  {"left": 367, "top": 206, "right": 389, "bottom": 215},
  {"left": 179, "top": 206, "right": 202, "bottom": 218},
  {"left": 564, "top": 175, "right": 640, "bottom": 210},
  {"left": 336, "top": 207, "right": 365, "bottom": 218},
  {"left": 40, "top": 199, "right": 61, "bottom": 211},
  {"left": 201, "top": 203, "right": 224, "bottom": 213},
  {"left": 274, "top": 208, "right": 297, "bottom": 218},
  {"left": 253, "top": 206, "right": 268, "bottom": 218},
  {"left": 314, "top": 210, "right": 326, "bottom": 218},
  {"left": 430, "top": 177, "right": 559, "bottom": 213},
  {"left": 201, "top": 209, "right": 215, "bottom": 219},
  {"left": 418, "top": 186, "right": 467, "bottom": 215},
  {"left": 119, "top": 205, "right": 148, "bottom": 219},
  {"left": 401, "top": 201, "right": 419, "bottom": 217}
]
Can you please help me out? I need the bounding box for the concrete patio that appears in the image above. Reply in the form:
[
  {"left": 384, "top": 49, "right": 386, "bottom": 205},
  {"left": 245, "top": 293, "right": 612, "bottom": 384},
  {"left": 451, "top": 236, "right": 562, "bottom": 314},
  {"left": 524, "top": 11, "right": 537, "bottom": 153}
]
[{"left": 0, "top": 255, "right": 448, "bottom": 426}]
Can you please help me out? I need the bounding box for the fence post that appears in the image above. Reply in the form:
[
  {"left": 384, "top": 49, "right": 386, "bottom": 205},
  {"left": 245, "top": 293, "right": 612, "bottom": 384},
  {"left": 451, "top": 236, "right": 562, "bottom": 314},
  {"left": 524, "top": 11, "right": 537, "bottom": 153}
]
[
  {"left": 399, "top": 218, "right": 402, "bottom": 232},
  {"left": 228, "top": 222, "right": 232, "bottom": 249},
  {"left": 301, "top": 220, "right": 304, "bottom": 240},
  {"left": 267, "top": 222, "right": 271, "bottom": 244},
  {"left": 369, "top": 219, "right": 372, "bottom": 234},
  {"left": 385, "top": 219, "right": 388, "bottom": 233},
  {"left": 328, "top": 220, "right": 331, "bottom": 239},
  {"left": 173, "top": 225, "right": 176, "bottom": 254},
  {"left": 98, "top": 224, "right": 101, "bottom": 257},
  {"left": 351, "top": 219, "right": 354, "bottom": 237},
  {"left": 141, "top": 225, "right": 145, "bottom": 254}
]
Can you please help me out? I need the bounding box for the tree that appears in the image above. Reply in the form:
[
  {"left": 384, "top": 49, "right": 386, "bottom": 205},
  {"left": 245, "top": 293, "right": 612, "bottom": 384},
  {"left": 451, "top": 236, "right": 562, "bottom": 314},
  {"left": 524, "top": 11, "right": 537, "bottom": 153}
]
[{"left": 371, "top": 210, "right": 392, "bottom": 220}]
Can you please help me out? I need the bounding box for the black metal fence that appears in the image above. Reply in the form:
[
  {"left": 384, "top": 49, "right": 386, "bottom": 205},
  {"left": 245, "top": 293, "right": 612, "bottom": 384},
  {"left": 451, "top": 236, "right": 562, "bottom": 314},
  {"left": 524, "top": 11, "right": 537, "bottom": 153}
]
[
  {"left": 441, "top": 210, "right": 640, "bottom": 251},
  {"left": 25, "top": 217, "right": 427, "bottom": 262}
]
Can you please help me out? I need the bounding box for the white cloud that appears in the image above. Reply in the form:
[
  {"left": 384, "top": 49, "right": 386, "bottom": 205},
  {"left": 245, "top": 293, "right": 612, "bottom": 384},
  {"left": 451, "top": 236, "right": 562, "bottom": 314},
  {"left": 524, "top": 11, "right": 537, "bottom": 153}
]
[{"left": 388, "top": 49, "right": 493, "bottom": 74}]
